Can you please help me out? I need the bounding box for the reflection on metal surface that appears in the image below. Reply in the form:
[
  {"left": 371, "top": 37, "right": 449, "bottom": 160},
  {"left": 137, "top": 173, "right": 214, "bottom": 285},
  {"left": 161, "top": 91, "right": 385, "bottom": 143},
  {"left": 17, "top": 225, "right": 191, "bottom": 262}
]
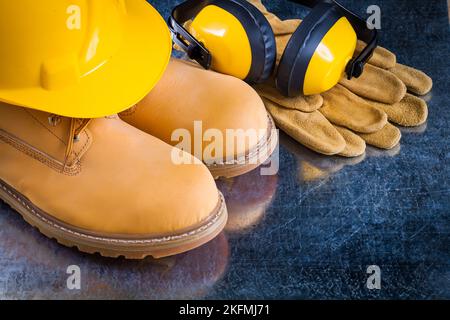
[
  {"left": 421, "top": 92, "right": 433, "bottom": 103},
  {"left": 280, "top": 132, "right": 407, "bottom": 183},
  {"left": 365, "top": 144, "right": 401, "bottom": 158},
  {"left": 217, "top": 168, "right": 278, "bottom": 233},
  {"left": 399, "top": 123, "right": 427, "bottom": 134},
  {"left": 0, "top": 201, "right": 229, "bottom": 299},
  {"left": 280, "top": 133, "right": 365, "bottom": 182}
]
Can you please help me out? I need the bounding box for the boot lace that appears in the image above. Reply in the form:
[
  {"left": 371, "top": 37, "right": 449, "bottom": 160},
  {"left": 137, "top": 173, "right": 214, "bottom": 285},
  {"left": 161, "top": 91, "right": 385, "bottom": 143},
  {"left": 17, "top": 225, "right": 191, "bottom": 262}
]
[{"left": 48, "top": 115, "right": 92, "bottom": 170}]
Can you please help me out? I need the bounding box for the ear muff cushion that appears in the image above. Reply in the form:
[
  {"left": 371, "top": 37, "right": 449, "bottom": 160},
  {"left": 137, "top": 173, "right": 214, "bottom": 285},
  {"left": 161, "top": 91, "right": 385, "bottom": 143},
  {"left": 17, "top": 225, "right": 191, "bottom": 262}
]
[
  {"left": 211, "top": 0, "right": 276, "bottom": 84},
  {"left": 276, "top": 3, "right": 342, "bottom": 97}
]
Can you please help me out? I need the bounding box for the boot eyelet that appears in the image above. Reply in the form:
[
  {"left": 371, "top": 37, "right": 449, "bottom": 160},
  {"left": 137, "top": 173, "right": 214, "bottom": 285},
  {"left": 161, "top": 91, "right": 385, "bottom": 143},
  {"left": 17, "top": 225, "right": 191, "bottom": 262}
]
[{"left": 48, "top": 116, "right": 61, "bottom": 127}]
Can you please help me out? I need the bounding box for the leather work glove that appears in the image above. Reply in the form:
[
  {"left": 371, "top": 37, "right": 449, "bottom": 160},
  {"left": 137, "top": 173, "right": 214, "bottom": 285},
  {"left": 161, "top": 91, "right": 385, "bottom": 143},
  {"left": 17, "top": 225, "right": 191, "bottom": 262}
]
[{"left": 249, "top": 0, "right": 433, "bottom": 158}]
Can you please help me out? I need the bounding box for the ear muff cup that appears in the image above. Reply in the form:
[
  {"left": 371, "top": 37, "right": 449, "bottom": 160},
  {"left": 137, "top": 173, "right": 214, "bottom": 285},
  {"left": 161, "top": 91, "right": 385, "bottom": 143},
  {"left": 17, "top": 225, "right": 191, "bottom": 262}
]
[
  {"left": 276, "top": 2, "right": 343, "bottom": 97},
  {"left": 209, "top": 0, "right": 276, "bottom": 84}
]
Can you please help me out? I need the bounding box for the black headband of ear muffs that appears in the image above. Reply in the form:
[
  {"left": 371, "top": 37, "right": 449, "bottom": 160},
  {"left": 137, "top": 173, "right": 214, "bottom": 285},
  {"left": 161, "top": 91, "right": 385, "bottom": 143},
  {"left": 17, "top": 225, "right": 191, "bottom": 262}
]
[
  {"left": 288, "top": 0, "right": 378, "bottom": 79},
  {"left": 168, "top": 0, "right": 214, "bottom": 69}
]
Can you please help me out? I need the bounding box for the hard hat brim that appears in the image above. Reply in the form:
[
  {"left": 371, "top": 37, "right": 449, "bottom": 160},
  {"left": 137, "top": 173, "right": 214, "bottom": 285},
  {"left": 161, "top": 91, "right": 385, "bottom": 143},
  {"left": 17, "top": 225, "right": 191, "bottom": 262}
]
[{"left": 0, "top": 0, "right": 172, "bottom": 118}]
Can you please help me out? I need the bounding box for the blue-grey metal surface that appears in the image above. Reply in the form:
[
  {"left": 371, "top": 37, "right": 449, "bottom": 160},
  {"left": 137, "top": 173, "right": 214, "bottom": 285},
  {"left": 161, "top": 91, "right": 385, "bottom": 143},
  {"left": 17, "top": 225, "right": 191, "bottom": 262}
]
[{"left": 0, "top": 0, "right": 448, "bottom": 299}]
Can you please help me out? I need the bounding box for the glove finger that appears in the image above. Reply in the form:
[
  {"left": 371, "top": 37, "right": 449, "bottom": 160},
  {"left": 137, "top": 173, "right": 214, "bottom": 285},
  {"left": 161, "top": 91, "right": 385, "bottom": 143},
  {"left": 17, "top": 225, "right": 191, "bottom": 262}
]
[
  {"left": 364, "top": 93, "right": 428, "bottom": 127},
  {"left": 340, "top": 64, "right": 407, "bottom": 104},
  {"left": 389, "top": 63, "right": 433, "bottom": 96},
  {"left": 263, "top": 98, "right": 346, "bottom": 155},
  {"left": 320, "top": 84, "right": 388, "bottom": 134},
  {"left": 272, "top": 19, "right": 301, "bottom": 36},
  {"left": 334, "top": 125, "right": 367, "bottom": 158},
  {"left": 355, "top": 42, "right": 433, "bottom": 95},
  {"left": 355, "top": 41, "right": 397, "bottom": 69},
  {"left": 358, "top": 123, "right": 402, "bottom": 150},
  {"left": 254, "top": 82, "right": 323, "bottom": 112}
]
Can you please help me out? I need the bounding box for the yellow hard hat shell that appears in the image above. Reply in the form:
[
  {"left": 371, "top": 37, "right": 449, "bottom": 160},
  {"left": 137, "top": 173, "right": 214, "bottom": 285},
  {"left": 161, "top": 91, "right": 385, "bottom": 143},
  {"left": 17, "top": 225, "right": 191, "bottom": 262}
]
[{"left": 0, "top": 0, "right": 172, "bottom": 118}]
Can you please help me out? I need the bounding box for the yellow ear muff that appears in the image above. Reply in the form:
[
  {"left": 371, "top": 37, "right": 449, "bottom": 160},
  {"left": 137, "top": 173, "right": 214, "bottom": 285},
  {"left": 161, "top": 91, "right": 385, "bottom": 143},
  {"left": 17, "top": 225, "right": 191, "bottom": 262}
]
[
  {"left": 190, "top": 5, "right": 253, "bottom": 80},
  {"left": 303, "top": 17, "right": 357, "bottom": 95},
  {"left": 169, "top": 0, "right": 276, "bottom": 84},
  {"left": 276, "top": 2, "right": 359, "bottom": 97}
]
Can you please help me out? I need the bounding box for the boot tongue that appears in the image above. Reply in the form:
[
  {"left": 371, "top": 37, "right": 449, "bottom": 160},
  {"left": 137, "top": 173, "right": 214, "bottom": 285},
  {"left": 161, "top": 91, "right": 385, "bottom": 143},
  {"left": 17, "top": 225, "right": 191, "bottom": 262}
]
[{"left": 0, "top": 104, "right": 92, "bottom": 166}]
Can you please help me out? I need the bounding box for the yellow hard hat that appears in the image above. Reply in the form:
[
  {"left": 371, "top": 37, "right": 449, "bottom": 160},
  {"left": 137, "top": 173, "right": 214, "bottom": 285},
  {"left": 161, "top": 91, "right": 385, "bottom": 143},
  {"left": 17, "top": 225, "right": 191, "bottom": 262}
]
[{"left": 0, "top": 0, "right": 172, "bottom": 118}]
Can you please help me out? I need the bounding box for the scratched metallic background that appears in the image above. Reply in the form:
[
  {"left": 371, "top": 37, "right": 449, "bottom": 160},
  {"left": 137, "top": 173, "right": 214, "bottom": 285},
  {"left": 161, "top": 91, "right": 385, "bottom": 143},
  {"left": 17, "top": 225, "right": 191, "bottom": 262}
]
[{"left": 0, "top": 0, "right": 449, "bottom": 299}]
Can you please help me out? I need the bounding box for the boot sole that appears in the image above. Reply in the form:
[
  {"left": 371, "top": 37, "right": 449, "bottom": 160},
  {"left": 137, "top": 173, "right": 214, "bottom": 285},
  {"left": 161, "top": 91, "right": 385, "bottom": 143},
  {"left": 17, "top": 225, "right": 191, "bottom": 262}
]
[
  {"left": 0, "top": 179, "right": 227, "bottom": 259},
  {"left": 208, "top": 114, "right": 278, "bottom": 179}
]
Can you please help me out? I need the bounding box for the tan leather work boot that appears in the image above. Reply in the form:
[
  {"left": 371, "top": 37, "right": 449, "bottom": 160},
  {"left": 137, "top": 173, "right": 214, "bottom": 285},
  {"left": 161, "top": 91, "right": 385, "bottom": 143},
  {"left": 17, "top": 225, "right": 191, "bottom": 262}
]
[
  {"left": 0, "top": 103, "right": 227, "bottom": 259},
  {"left": 120, "top": 59, "right": 278, "bottom": 179}
]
